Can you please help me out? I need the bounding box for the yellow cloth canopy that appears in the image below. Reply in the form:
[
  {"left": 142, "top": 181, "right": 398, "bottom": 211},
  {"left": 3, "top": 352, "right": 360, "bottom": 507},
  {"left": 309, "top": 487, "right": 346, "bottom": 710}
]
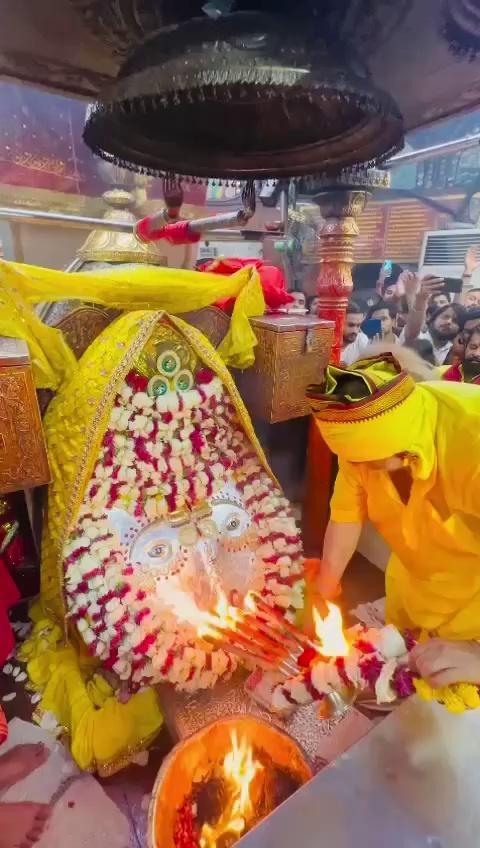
[{"left": 0, "top": 258, "right": 265, "bottom": 389}]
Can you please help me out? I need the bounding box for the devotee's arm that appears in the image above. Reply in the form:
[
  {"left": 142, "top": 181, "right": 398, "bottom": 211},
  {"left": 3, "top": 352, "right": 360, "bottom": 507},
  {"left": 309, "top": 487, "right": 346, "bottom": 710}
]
[
  {"left": 402, "top": 296, "right": 426, "bottom": 345},
  {"left": 456, "top": 245, "right": 480, "bottom": 303},
  {"left": 318, "top": 519, "right": 363, "bottom": 596},
  {"left": 402, "top": 275, "right": 444, "bottom": 344},
  {"left": 316, "top": 462, "right": 366, "bottom": 597},
  {"left": 397, "top": 269, "right": 417, "bottom": 310}
]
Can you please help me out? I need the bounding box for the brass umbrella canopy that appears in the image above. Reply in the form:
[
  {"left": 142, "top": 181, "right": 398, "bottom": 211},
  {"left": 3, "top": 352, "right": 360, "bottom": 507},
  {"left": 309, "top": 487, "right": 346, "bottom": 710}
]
[{"left": 82, "top": 5, "right": 405, "bottom": 182}]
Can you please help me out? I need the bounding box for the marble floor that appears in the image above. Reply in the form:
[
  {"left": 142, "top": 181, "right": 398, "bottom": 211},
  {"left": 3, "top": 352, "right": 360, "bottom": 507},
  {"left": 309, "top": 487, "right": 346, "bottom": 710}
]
[{"left": 0, "top": 553, "right": 385, "bottom": 847}]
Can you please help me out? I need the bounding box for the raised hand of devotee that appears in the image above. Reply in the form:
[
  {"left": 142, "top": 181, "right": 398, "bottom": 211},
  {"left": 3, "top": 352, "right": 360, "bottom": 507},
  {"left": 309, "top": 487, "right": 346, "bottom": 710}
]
[
  {"left": 410, "top": 639, "right": 480, "bottom": 687},
  {"left": 162, "top": 175, "right": 184, "bottom": 218},
  {"left": 376, "top": 266, "right": 388, "bottom": 296},
  {"left": 464, "top": 244, "right": 480, "bottom": 275},
  {"left": 415, "top": 274, "right": 445, "bottom": 305},
  {"left": 398, "top": 270, "right": 417, "bottom": 301}
]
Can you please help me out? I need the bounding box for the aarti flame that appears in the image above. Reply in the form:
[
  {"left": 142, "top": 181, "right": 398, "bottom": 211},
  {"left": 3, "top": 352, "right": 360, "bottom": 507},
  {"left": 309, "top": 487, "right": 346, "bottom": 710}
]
[
  {"left": 161, "top": 584, "right": 212, "bottom": 627},
  {"left": 197, "top": 589, "right": 240, "bottom": 640},
  {"left": 200, "top": 730, "right": 263, "bottom": 848},
  {"left": 243, "top": 592, "right": 257, "bottom": 614},
  {"left": 158, "top": 580, "right": 236, "bottom": 636},
  {"left": 313, "top": 602, "right": 349, "bottom": 657}
]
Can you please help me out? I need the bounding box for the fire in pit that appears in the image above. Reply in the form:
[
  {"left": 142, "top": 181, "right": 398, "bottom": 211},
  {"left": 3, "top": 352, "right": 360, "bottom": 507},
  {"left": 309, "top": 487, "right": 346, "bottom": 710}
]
[
  {"left": 149, "top": 717, "right": 312, "bottom": 848},
  {"left": 198, "top": 730, "right": 262, "bottom": 847}
]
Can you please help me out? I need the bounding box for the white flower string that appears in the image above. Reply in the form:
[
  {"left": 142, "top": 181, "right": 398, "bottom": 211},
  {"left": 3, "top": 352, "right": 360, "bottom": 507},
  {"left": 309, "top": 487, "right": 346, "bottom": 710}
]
[{"left": 63, "top": 369, "right": 304, "bottom": 693}]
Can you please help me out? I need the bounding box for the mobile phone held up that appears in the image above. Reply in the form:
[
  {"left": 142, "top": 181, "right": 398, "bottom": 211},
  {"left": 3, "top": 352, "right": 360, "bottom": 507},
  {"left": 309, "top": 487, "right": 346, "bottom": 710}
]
[
  {"left": 362, "top": 318, "right": 382, "bottom": 340},
  {"left": 382, "top": 259, "right": 392, "bottom": 277},
  {"left": 442, "top": 277, "right": 463, "bottom": 294}
]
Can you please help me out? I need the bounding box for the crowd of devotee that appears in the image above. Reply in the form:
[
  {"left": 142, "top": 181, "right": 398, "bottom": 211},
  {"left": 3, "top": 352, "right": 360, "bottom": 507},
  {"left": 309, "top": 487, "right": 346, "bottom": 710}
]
[{"left": 338, "top": 245, "right": 480, "bottom": 384}]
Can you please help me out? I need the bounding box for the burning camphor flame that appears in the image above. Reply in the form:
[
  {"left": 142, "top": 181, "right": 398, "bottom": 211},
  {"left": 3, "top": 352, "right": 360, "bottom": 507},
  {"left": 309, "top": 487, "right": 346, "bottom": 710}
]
[
  {"left": 223, "top": 731, "right": 262, "bottom": 818},
  {"left": 243, "top": 592, "right": 256, "bottom": 614},
  {"left": 200, "top": 730, "right": 263, "bottom": 848},
  {"left": 313, "top": 602, "right": 349, "bottom": 657},
  {"left": 197, "top": 589, "right": 240, "bottom": 640}
]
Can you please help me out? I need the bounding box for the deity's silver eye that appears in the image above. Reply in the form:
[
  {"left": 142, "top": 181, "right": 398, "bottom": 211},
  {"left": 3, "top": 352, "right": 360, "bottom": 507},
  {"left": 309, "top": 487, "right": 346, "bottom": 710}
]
[
  {"left": 209, "top": 487, "right": 251, "bottom": 539},
  {"left": 146, "top": 541, "right": 172, "bottom": 562},
  {"left": 225, "top": 513, "right": 242, "bottom": 533}
]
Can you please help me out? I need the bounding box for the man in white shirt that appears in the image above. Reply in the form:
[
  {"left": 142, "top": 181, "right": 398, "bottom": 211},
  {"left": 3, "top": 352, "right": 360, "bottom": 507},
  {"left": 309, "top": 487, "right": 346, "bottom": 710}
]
[
  {"left": 367, "top": 300, "right": 398, "bottom": 345},
  {"left": 341, "top": 299, "right": 369, "bottom": 365},
  {"left": 422, "top": 303, "right": 464, "bottom": 364}
]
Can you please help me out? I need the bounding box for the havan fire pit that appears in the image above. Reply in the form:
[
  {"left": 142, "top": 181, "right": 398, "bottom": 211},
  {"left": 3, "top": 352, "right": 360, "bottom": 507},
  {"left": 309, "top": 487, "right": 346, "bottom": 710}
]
[{"left": 148, "top": 716, "right": 312, "bottom": 848}]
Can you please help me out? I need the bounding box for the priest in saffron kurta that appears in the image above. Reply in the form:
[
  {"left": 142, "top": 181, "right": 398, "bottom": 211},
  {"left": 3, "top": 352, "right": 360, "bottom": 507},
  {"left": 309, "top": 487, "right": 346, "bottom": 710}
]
[{"left": 307, "top": 354, "right": 480, "bottom": 686}]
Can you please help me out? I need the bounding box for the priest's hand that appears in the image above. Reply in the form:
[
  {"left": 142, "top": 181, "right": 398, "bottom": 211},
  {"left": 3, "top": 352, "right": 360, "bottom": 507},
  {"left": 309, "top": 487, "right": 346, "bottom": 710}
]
[
  {"left": 410, "top": 639, "right": 480, "bottom": 687},
  {"left": 302, "top": 559, "right": 336, "bottom": 635},
  {"left": 316, "top": 520, "right": 362, "bottom": 600},
  {"left": 314, "top": 568, "right": 342, "bottom": 601}
]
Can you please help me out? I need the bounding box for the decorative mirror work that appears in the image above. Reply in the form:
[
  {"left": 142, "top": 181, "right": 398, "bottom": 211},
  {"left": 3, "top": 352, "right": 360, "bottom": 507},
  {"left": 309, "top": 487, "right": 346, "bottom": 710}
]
[{"left": 63, "top": 325, "right": 304, "bottom": 692}]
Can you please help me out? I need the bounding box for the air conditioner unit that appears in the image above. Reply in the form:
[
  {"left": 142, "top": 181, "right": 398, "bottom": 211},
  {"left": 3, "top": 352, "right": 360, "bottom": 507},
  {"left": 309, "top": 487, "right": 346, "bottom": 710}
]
[{"left": 419, "top": 228, "right": 480, "bottom": 277}]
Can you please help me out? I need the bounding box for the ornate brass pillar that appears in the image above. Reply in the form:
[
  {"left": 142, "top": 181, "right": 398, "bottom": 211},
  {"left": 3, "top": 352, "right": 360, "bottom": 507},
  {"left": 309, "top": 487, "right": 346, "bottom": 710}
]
[{"left": 314, "top": 189, "right": 369, "bottom": 364}]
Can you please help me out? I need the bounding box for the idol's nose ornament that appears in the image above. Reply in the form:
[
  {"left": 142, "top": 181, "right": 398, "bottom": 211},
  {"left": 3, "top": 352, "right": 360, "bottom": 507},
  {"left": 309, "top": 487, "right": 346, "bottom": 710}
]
[{"left": 191, "top": 536, "right": 220, "bottom": 611}]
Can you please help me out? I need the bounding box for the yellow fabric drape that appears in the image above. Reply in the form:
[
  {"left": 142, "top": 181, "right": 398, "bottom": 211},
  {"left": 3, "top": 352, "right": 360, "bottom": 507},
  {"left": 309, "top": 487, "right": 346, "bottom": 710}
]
[
  {"left": 0, "top": 259, "right": 265, "bottom": 387},
  {"left": 0, "top": 262, "right": 77, "bottom": 389},
  {"left": 0, "top": 255, "right": 270, "bottom": 773},
  {"left": 17, "top": 307, "right": 274, "bottom": 774},
  {"left": 21, "top": 607, "right": 163, "bottom": 774}
]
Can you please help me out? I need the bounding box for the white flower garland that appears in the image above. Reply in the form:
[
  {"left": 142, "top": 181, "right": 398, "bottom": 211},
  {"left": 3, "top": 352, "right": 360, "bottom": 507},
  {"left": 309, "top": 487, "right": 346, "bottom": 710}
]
[{"left": 64, "top": 371, "right": 304, "bottom": 692}]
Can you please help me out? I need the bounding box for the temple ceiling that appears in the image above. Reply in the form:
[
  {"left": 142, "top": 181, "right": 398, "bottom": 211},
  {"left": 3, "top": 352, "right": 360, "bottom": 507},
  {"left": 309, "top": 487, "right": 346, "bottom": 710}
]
[{"left": 0, "top": 0, "right": 479, "bottom": 132}]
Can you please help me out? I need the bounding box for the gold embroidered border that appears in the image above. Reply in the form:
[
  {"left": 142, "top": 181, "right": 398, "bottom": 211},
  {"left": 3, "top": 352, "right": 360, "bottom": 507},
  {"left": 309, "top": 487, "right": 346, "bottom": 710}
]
[
  {"left": 308, "top": 372, "right": 416, "bottom": 423},
  {"left": 53, "top": 312, "right": 161, "bottom": 627},
  {"left": 51, "top": 310, "right": 278, "bottom": 629}
]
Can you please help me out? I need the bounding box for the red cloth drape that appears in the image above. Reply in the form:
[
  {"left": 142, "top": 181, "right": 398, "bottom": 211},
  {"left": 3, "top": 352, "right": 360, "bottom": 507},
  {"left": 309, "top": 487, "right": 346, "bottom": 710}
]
[
  {"left": 0, "top": 705, "right": 7, "bottom": 744},
  {"left": 0, "top": 557, "right": 20, "bottom": 665},
  {"left": 443, "top": 363, "right": 480, "bottom": 384},
  {"left": 197, "top": 258, "right": 293, "bottom": 312},
  {"left": 136, "top": 217, "right": 200, "bottom": 245}
]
